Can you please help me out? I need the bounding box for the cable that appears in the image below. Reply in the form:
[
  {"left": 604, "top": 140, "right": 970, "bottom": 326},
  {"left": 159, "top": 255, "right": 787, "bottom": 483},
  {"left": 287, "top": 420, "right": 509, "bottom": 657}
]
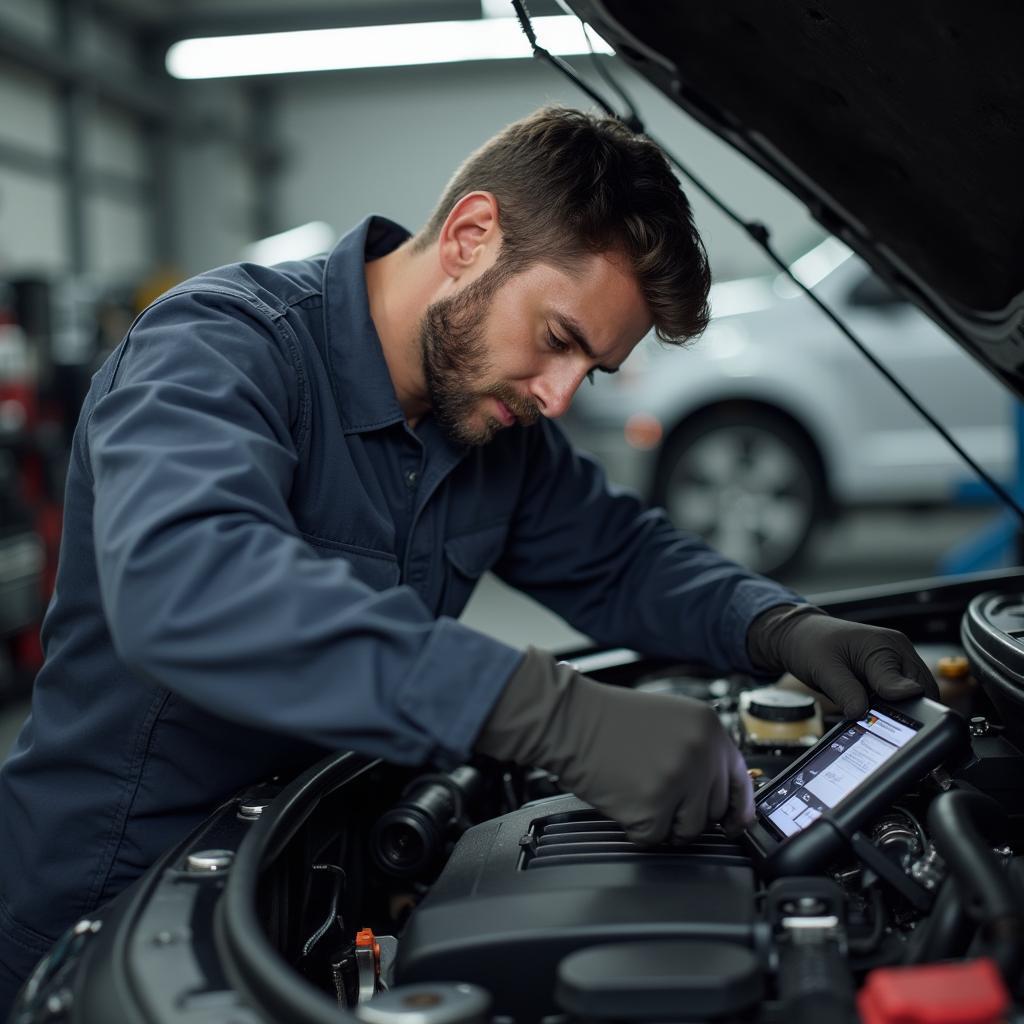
[
  {"left": 300, "top": 864, "right": 347, "bottom": 959},
  {"left": 513, "top": 2, "right": 1024, "bottom": 529},
  {"left": 581, "top": 22, "right": 643, "bottom": 133},
  {"left": 511, "top": 1, "right": 617, "bottom": 118}
]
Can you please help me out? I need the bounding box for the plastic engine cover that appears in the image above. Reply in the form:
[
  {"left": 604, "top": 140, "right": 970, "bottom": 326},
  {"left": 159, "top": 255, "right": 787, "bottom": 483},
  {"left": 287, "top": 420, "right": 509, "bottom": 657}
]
[{"left": 394, "top": 795, "right": 759, "bottom": 1019}]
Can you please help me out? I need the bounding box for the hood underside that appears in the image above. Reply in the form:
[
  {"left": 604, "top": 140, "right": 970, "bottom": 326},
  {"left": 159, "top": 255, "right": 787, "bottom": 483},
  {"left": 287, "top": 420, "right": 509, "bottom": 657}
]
[{"left": 563, "top": 1, "right": 1024, "bottom": 396}]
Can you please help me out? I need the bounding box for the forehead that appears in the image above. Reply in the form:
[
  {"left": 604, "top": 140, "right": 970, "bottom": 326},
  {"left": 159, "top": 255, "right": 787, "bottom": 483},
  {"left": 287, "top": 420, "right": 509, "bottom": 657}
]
[{"left": 517, "top": 251, "right": 652, "bottom": 349}]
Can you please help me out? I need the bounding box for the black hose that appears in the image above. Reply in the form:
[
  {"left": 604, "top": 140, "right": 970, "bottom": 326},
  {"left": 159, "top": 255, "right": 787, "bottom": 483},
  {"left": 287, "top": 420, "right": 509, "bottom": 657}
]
[
  {"left": 901, "top": 876, "right": 973, "bottom": 965},
  {"left": 848, "top": 887, "right": 888, "bottom": 956},
  {"left": 927, "top": 790, "right": 1023, "bottom": 988},
  {"left": 370, "top": 766, "right": 482, "bottom": 877},
  {"left": 776, "top": 940, "right": 858, "bottom": 1024}
]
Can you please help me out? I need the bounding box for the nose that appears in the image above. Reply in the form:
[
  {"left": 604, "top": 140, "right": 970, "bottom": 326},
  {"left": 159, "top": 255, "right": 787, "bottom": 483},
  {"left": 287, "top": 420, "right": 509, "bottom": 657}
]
[{"left": 530, "top": 364, "right": 588, "bottom": 419}]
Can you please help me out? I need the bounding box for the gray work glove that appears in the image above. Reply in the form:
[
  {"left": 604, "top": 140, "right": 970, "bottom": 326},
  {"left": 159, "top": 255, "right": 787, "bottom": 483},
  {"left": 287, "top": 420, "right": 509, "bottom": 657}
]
[
  {"left": 475, "top": 647, "right": 754, "bottom": 846},
  {"left": 747, "top": 603, "right": 940, "bottom": 719}
]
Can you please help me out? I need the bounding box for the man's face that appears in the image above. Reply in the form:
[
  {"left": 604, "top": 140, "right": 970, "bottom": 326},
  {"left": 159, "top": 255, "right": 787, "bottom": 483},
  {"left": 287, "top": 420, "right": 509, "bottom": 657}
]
[{"left": 420, "top": 250, "right": 651, "bottom": 445}]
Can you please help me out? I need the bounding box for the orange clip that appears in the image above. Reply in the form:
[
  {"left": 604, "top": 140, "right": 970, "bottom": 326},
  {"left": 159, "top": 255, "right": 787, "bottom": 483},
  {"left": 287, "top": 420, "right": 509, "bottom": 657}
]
[{"left": 355, "top": 927, "right": 381, "bottom": 961}]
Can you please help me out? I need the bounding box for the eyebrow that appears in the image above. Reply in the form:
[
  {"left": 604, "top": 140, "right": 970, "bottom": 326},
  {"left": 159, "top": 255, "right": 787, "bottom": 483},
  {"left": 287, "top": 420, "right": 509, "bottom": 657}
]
[{"left": 551, "top": 312, "right": 620, "bottom": 374}]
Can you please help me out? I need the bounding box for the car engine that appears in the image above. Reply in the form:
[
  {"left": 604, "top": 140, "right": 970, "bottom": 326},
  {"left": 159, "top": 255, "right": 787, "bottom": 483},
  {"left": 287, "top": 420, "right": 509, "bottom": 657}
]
[
  {"left": 263, "top": 587, "right": 1024, "bottom": 1023},
  {"left": 18, "top": 581, "right": 1024, "bottom": 1024}
]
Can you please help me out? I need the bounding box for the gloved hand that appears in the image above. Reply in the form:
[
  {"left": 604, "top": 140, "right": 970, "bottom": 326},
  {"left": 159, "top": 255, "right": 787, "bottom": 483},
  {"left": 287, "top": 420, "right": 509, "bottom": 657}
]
[
  {"left": 475, "top": 647, "right": 754, "bottom": 846},
  {"left": 746, "top": 603, "right": 940, "bottom": 718}
]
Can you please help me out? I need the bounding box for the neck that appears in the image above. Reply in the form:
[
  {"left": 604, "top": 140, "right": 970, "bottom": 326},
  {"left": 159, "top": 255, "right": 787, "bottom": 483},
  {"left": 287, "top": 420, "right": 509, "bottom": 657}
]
[{"left": 365, "top": 240, "right": 438, "bottom": 422}]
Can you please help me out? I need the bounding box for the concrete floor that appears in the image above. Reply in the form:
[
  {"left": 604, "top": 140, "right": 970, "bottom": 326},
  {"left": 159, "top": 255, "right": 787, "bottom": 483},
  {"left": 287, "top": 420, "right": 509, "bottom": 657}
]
[{"left": 0, "top": 504, "right": 1004, "bottom": 760}]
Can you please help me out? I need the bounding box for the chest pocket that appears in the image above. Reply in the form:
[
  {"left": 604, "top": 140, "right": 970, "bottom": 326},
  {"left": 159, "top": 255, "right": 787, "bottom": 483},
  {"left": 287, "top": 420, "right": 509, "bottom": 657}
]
[
  {"left": 303, "top": 535, "right": 400, "bottom": 592},
  {"left": 441, "top": 522, "right": 508, "bottom": 618}
]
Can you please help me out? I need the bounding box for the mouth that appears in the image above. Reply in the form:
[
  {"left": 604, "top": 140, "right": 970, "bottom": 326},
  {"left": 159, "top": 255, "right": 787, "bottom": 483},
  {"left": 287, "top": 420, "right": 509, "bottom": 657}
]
[{"left": 492, "top": 397, "right": 518, "bottom": 427}]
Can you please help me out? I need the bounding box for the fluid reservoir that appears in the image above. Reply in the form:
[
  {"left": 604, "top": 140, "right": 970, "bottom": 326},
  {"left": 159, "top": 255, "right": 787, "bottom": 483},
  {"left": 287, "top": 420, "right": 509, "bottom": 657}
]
[
  {"left": 935, "top": 654, "right": 975, "bottom": 716},
  {"left": 740, "top": 687, "right": 823, "bottom": 747}
]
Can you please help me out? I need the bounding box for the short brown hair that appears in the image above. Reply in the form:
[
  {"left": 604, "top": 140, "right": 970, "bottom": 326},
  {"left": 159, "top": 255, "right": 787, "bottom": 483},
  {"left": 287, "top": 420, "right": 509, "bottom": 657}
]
[{"left": 412, "top": 106, "right": 711, "bottom": 344}]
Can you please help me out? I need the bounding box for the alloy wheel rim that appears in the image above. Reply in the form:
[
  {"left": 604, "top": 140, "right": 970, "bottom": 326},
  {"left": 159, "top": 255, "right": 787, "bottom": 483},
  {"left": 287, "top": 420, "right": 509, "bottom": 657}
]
[{"left": 664, "top": 426, "right": 814, "bottom": 571}]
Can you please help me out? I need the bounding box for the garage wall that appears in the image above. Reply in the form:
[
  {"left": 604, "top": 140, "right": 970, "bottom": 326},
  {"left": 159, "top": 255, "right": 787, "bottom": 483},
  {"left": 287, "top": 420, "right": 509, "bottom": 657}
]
[
  {"left": 0, "top": 62, "right": 67, "bottom": 273},
  {"left": 0, "top": 0, "right": 54, "bottom": 42},
  {"left": 0, "top": 2, "right": 825, "bottom": 284},
  {"left": 0, "top": 1, "right": 156, "bottom": 282},
  {"left": 171, "top": 84, "right": 260, "bottom": 276},
  {"left": 0, "top": 0, "right": 258, "bottom": 286},
  {"left": 274, "top": 58, "right": 823, "bottom": 281}
]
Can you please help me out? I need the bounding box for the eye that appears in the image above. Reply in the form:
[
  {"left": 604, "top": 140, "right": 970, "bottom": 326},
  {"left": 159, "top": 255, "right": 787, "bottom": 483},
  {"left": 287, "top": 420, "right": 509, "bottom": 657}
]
[
  {"left": 548, "top": 327, "right": 595, "bottom": 385},
  {"left": 547, "top": 329, "right": 570, "bottom": 353}
]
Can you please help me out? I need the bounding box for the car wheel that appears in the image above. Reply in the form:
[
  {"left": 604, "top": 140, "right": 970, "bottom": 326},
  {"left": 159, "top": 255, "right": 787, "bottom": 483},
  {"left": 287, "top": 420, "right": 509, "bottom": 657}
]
[{"left": 653, "top": 409, "right": 826, "bottom": 577}]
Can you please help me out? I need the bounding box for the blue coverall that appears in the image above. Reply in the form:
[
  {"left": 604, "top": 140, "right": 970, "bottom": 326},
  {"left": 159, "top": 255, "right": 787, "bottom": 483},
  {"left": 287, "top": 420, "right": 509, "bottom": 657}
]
[{"left": 0, "top": 216, "right": 798, "bottom": 1009}]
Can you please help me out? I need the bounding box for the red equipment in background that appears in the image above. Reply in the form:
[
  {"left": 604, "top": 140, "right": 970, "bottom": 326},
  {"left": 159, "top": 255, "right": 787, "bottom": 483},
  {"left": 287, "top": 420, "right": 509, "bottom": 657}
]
[{"left": 0, "top": 277, "right": 94, "bottom": 701}]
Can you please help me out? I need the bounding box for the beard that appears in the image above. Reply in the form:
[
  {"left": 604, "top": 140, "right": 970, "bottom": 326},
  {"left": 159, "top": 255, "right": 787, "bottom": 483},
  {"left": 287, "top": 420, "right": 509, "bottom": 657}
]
[{"left": 420, "top": 264, "right": 540, "bottom": 446}]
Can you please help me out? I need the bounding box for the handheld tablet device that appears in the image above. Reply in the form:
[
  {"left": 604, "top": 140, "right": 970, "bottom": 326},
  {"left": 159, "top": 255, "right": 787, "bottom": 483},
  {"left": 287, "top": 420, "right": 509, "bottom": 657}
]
[{"left": 744, "top": 696, "right": 969, "bottom": 877}]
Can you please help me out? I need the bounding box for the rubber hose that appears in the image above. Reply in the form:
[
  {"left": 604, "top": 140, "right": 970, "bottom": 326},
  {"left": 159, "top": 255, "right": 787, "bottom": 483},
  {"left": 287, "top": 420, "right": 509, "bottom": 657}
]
[
  {"left": 849, "top": 887, "right": 888, "bottom": 956},
  {"left": 777, "top": 941, "right": 858, "bottom": 1024},
  {"left": 901, "top": 877, "right": 973, "bottom": 965},
  {"left": 927, "top": 789, "right": 1023, "bottom": 987}
]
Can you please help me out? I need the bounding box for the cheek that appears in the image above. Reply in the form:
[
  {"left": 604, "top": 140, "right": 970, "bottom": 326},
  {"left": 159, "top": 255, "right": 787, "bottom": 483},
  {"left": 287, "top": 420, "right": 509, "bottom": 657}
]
[
  {"left": 479, "top": 296, "right": 539, "bottom": 373},
  {"left": 487, "top": 331, "right": 541, "bottom": 381}
]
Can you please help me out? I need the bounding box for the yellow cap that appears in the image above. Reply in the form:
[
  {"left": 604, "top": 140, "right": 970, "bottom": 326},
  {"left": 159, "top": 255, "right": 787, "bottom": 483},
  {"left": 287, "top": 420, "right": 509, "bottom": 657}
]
[{"left": 937, "top": 655, "right": 970, "bottom": 679}]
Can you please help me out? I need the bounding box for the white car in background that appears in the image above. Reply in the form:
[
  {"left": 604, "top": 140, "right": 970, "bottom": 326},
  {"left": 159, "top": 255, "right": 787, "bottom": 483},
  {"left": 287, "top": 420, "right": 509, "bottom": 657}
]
[{"left": 561, "top": 239, "right": 1014, "bottom": 576}]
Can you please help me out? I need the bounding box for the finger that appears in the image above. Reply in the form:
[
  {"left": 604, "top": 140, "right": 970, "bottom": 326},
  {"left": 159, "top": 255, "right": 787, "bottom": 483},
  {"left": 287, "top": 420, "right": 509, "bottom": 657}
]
[
  {"left": 671, "top": 786, "right": 711, "bottom": 844},
  {"left": 904, "top": 651, "right": 940, "bottom": 701},
  {"left": 868, "top": 664, "right": 925, "bottom": 701},
  {"left": 811, "top": 666, "right": 868, "bottom": 719},
  {"left": 706, "top": 755, "right": 730, "bottom": 824},
  {"left": 671, "top": 816, "right": 702, "bottom": 844},
  {"left": 626, "top": 815, "right": 667, "bottom": 847},
  {"left": 873, "top": 672, "right": 927, "bottom": 701},
  {"left": 721, "top": 749, "right": 755, "bottom": 838},
  {"left": 863, "top": 647, "right": 933, "bottom": 702}
]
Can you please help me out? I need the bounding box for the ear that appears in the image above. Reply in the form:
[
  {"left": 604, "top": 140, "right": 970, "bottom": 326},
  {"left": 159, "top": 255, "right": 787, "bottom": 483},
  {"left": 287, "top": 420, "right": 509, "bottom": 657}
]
[{"left": 436, "top": 192, "right": 501, "bottom": 281}]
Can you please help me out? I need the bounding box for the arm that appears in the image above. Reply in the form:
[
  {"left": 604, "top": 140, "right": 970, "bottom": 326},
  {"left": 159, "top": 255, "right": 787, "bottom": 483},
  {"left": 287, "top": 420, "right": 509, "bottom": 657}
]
[
  {"left": 494, "top": 418, "right": 800, "bottom": 672},
  {"left": 89, "top": 288, "right": 521, "bottom": 766}
]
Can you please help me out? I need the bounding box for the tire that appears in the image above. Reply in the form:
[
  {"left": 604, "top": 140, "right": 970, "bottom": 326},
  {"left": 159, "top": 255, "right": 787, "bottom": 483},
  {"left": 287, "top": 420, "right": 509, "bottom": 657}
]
[{"left": 652, "top": 408, "right": 826, "bottom": 577}]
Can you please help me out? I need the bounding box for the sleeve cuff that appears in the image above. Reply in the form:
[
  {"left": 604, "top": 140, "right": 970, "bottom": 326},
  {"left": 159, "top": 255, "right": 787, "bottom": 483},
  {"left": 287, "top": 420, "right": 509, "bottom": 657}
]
[{"left": 395, "top": 617, "right": 526, "bottom": 768}]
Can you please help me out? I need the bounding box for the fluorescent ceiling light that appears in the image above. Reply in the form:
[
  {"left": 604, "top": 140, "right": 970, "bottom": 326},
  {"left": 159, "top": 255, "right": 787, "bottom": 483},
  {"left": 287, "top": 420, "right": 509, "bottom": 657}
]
[
  {"left": 480, "top": 0, "right": 516, "bottom": 17},
  {"left": 242, "top": 221, "right": 336, "bottom": 266},
  {"left": 166, "top": 15, "right": 613, "bottom": 80}
]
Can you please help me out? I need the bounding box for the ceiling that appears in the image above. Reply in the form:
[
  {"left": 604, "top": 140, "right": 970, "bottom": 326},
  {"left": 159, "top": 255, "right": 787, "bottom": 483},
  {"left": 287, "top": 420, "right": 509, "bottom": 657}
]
[{"left": 97, "top": 0, "right": 563, "bottom": 40}]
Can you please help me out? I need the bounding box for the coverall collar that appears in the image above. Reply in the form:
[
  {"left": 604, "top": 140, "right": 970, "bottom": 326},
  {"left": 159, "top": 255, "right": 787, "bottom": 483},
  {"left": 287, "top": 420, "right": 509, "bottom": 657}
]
[{"left": 323, "top": 215, "right": 414, "bottom": 435}]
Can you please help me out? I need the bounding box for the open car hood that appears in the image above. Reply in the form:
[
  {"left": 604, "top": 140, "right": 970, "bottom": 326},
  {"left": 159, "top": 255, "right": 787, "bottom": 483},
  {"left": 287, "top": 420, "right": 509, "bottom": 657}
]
[{"left": 562, "top": 1, "right": 1024, "bottom": 398}]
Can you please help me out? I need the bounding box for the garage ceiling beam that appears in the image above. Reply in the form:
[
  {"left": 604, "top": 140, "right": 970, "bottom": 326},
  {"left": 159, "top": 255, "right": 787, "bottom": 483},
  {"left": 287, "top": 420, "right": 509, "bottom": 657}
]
[{"left": 90, "top": 0, "right": 172, "bottom": 29}]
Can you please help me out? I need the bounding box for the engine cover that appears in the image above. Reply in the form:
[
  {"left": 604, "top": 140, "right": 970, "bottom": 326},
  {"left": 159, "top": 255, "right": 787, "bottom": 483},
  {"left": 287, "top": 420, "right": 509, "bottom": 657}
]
[{"left": 394, "top": 796, "right": 759, "bottom": 1019}]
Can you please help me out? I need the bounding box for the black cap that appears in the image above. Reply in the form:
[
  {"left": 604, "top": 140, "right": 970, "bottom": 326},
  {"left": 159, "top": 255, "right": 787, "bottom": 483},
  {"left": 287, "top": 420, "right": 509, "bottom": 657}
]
[
  {"left": 745, "top": 687, "right": 816, "bottom": 723},
  {"left": 556, "top": 940, "right": 762, "bottom": 1020}
]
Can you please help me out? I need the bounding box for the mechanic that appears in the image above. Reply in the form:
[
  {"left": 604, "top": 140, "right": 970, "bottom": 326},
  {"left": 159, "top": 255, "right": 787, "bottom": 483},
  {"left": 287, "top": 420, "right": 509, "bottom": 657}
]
[{"left": 0, "top": 106, "right": 938, "bottom": 1012}]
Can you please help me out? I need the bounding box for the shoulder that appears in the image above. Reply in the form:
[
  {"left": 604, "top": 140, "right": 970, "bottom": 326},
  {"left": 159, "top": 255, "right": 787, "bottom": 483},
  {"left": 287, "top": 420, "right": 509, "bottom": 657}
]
[{"left": 152, "top": 256, "right": 326, "bottom": 324}]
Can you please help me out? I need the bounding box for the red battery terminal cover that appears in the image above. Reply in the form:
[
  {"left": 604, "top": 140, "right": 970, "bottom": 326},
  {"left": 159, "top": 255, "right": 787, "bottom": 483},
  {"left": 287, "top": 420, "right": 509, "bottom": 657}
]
[{"left": 858, "top": 958, "right": 1010, "bottom": 1024}]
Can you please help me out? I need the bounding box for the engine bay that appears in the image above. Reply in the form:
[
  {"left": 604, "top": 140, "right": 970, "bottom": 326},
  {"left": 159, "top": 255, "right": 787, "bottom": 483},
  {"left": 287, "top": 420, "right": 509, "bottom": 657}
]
[
  {"left": 19, "top": 576, "right": 1024, "bottom": 1024},
  {"left": 245, "top": 583, "right": 1024, "bottom": 1023}
]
